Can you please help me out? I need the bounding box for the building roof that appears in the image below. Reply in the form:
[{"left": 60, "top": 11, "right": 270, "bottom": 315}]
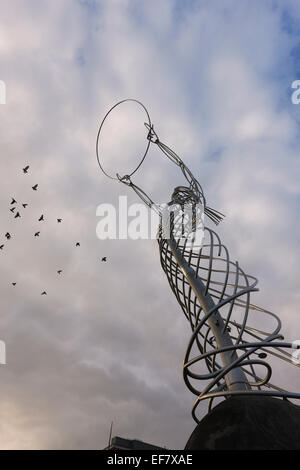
[{"left": 105, "top": 435, "right": 166, "bottom": 450}]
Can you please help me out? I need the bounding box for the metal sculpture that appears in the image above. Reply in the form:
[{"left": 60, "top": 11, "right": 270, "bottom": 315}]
[{"left": 96, "top": 99, "right": 300, "bottom": 424}]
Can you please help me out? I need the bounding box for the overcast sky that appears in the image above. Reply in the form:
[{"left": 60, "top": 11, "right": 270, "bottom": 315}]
[{"left": 0, "top": 0, "right": 300, "bottom": 450}]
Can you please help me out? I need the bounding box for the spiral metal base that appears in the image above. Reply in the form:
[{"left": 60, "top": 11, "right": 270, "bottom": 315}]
[{"left": 158, "top": 223, "right": 300, "bottom": 423}]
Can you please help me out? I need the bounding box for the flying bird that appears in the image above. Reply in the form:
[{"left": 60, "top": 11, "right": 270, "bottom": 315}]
[
  {"left": 57, "top": 270, "right": 62, "bottom": 274},
  {"left": 258, "top": 352, "right": 268, "bottom": 359},
  {"left": 12, "top": 283, "right": 16, "bottom": 286},
  {"left": 34, "top": 231, "right": 40, "bottom": 237},
  {"left": 14, "top": 212, "right": 21, "bottom": 219},
  {"left": 10, "top": 207, "right": 16, "bottom": 213},
  {"left": 38, "top": 215, "right": 44, "bottom": 222},
  {"left": 5, "top": 233, "right": 11, "bottom": 240},
  {"left": 101, "top": 257, "right": 107, "bottom": 262},
  {"left": 0, "top": 245, "right": 4, "bottom": 250},
  {"left": 76, "top": 242, "right": 80, "bottom": 247},
  {"left": 23, "top": 165, "right": 30, "bottom": 174},
  {"left": 41, "top": 291, "right": 47, "bottom": 296},
  {"left": 32, "top": 184, "right": 38, "bottom": 191},
  {"left": 22, "top": 203, "right": 28, "bottom": 208},
  {"left": 57, "top": 218, "right": 62, "bottom": 223},
  {"left": 11, "top": 198, "right": 17, "bottom": 205}
]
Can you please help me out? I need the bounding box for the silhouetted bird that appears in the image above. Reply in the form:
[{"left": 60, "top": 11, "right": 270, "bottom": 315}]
[
  {"left": 38, "top": 215, "right": 44, "bottom": 221},
  {"left": 34, "top": 232, "right": 40, "bottom": 237},
  {"left": 5, "top": 233, "right": 11, "bottom": 240},
  {"left": 14, "top": 212, "right": 21, "bottom": 219},
  {"left": 41, "top": 291, "right": 47, "bottom": 295},
  {"left": 32, "top": 184, "right": 38, "bottom": 191},
  {"left": 57, "top": 218, "right": 62, "bottom": 223},
  {"left": 22, "top": 203, "right": 28, "bottom": 208},
  {"left": 0, "top": 245, "right": 4, "bottom": 250},
  {"left": 76, "top": 242, "right": 80, "bottom": 247},
  {"left": 23, "top": 165, "right": 30, "bottom": 173},
  {"left": 10, "top": 207, "right": 16, "bottom": 213},
  {"left": 12, "top": 283, "right": 16, "bottom": 286},
  {"left": 101, "top": 257, "right": 107, "bottom": 262},
  {"left": 57, "top": 270, "right": 62, "bottom": 274},
  {"left": 11, "top": 198, "right": 17, "bottom": 205},
  {"left": 258, "top": 353, "right": 268, "bottom": 359}
]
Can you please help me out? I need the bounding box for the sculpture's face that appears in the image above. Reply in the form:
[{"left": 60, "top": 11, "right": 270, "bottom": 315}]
[
  {"left": 171, "top": 186, "right": 199, "bottom": 205},
  {"left": 162, "top": 186, "right": 205, "bottom": 248}
]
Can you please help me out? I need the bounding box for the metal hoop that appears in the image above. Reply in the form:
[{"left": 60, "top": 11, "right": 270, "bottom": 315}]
[{"left": 96, "top": 99, "right": 152, "bottom": 180}]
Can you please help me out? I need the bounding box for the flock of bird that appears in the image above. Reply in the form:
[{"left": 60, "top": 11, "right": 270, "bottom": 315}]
[{"left": 2, "top": 165, "right": 107, "bottom": 296}]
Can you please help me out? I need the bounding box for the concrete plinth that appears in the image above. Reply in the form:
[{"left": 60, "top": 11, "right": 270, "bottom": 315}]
[{"left": 185, "top": 395, "right": 300, "bottom": 450}]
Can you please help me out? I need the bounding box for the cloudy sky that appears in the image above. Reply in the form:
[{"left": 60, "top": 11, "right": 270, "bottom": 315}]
[{"left": 0, "top": 0, "right": 300, "bottom": 450}]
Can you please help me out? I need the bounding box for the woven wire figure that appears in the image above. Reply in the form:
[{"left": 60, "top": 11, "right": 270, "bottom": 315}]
[
  {"left": 97, "top": 100, "right": 300, "bottom": 423},
  {"left": 158, "top": 213, "right": 300, "bottom": 421}
]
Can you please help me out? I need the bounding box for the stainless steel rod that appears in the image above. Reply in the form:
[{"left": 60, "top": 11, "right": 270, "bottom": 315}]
[{"left": 167, "top": 237, "right": 250, "bottom": 392}]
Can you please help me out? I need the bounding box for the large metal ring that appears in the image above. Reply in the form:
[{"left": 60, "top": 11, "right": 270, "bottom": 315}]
[{"left": 96, "top": 99, "right": 152, "bottom": 180}]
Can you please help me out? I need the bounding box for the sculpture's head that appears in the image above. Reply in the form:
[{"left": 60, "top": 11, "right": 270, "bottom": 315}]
[{"left": 171, "top": 186, "right": 200, "bottom": 206}]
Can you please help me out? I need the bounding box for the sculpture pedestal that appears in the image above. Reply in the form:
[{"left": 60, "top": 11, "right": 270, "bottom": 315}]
[{"left": 185, "top": 396, "right": 300, "bottom": 450}]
